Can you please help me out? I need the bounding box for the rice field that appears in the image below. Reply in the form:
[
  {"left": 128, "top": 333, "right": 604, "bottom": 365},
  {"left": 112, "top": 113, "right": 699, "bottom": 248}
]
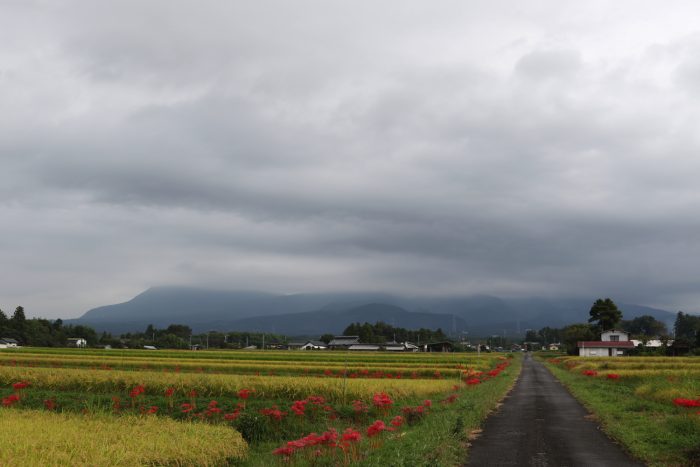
[
  {"left": 0, "top": 348, "right": 520, "bottom": 466},
  {"left": 543, "top": 355, "right": 700, "bottom": 466},
  {"left": 0, "top": 410, "right": 247, "bottom": 466}
]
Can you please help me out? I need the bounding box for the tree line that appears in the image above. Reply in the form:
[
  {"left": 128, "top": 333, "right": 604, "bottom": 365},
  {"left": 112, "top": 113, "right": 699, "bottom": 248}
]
[
  {"left": 340, "top": 321, "right": 448, "bottom": 344},
  {"left": 0, "top": 306, "right": 99, "bottom": 347},
  {"left": 524, "top": 298, "right": 700, "bottom": 355}
]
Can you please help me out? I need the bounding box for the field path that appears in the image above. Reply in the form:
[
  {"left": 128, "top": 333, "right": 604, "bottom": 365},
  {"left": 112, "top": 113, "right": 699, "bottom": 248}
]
[{"left": 464, "top": 353, "right": 644, "bottom": 467}]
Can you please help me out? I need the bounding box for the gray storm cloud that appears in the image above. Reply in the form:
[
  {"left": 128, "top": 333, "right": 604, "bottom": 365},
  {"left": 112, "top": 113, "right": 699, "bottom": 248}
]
[{"left": 2, "top": 1, "right": 700, "bottom": 318}]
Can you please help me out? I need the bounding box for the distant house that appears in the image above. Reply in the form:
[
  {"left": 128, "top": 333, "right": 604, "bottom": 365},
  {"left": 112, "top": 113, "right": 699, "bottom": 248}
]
[
  {"left": 348, "top": 344, "right": 381, "bottom": 351},
  {"left": 577, "top": 329, "right": 634, "bottom": 357},
  {"left": 424, "top": 341, "right": 454, "bottom": 352},
  {"left": 548, "top": 343, "right": 561, "bottom": 351},
  {"left": 300, "top": 341, "right": 327, "bottom": 350},
  {"left": 328, "top": 336, "right": 360, "bottom": 350},
  {"left": 0, "top": 338, "right": 19, "bottom": 348},
  {"left": 287, "top": 342, "right": 306, "bottom": 350},
  {"left": 384, "top": 342, "right": 420, "bottom": 352},
  {"left": 630, "top": 339, "right": 672, "bottom": 348},
  {"left": 67, "top": 337, "right": 87, "bottom": 348}
]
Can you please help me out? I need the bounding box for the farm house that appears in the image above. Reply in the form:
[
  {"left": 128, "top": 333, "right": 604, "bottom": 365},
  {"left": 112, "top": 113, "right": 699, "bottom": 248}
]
[{"left": 577, "top": 329, "right": 635, "bottom": 357}]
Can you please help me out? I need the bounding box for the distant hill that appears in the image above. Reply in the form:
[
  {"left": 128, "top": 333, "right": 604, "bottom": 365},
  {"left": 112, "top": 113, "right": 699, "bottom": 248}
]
[
  {"left": 68, "top": 286, "right": 678, "bottom": 337},
  {"left": 229, "top": 303, "right": 467, "bottom": 336}
]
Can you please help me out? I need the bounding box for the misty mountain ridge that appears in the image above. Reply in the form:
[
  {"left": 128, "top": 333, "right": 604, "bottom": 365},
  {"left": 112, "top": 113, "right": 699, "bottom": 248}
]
[{"left": 66, "top": 286, "right": 679, "bottom": 337}]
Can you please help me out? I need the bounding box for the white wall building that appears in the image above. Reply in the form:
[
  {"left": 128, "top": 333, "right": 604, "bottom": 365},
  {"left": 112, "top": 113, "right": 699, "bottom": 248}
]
[{"left": 578, "top": 329, "right": 635, "bottom": 357}]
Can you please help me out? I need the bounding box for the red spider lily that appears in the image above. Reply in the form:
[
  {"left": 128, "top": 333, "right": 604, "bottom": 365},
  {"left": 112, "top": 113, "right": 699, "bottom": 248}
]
[
  {"left": 367, "top": 420, "right": 388, "bottom": 437},
  {"left": 433, "top": 370, "right": 443, "bottom": 379},
  {"left": 606, "top": 373, "right": 621, "bottom": 380},
  {"left": 146, "top": 406, "right": 158, "bottom": 414},
  {"left": 129, "top": 385, "right": 146, "bottom": 398},
  {"left": 423, "top": 399, "right": 432, "bottom": 408},
  {"left": 238, "top": 388, "right": 253, "bottom": 400},
  {"left": 372, "top": 392, "right": 394, "bottom": 414},
  {"left": 465, "top": 378, "right": 481, "bottom": 385},
  {"left": 188, "top": 389, "right": 197, "bottom": 398},
  {"left": 342, "top": 428, "right": 362, "bottom": 442},
  {"left": 307, "top": 395, "right": 325, "bottom": 405},
  {"left": 44, "top": 398, "right": 57, "bottom": 410},
  {"left": 673, "top": 398, "right": 700, "bottom": 408},
  {"left": 224, "top": 410, "right": 241, "bottom": 421},
  {"left": 323, "top": 369, "right": 333, "bottom": 376},
  {"left": 291, "top": 400, "right": 308, "bottom": 416},
  {"left": 260, "top": 405, "right": 287, "bottom": 421},
  {"left": 181, "top": 403, "right": 194, "bottom": 413},
  {"left": 164, "top": 387, "right": 175, "bottom": 397},
  {"left": 12, "top": 381, "right": 30, "bottom": 391},
  {"left": 272, "top": 446, "right": 294, "bottom": 457},
  {"left": 390, "top": 415, "right": 405, "bottom": 427},
  {"left": 111, "top": 396, "right": 122, "bottom": 412},
  {"left": 352, "top": 399, "right": 368, "bottom": 420},
  {"left": 203, "top": 400, "right": 222, "bottom": 417},
  {"left": 2, "top": 394, "right": 20, "bottom": 407},
  {"left": 582, "top": 370, "right": 598, "bottom": 377},
  {"left": 441, "top": 394, "right": 459, "bottom": 404}
]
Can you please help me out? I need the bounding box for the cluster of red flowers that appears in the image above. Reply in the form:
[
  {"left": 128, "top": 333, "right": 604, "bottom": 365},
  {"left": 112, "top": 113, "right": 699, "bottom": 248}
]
[
  {"left": 272, "top": 428, "right": 342, "bottom": 459},
  {"left": 606, "top": 373, "right": 621, "bottom": 380},
  {"left": 129, "top": 384, "right": 146, "bottom": 398},
  {"left": 2, "top": 380, "right": 31, "bottom": 407},
  {"left": 582, "top": 370, "right": 598, "bottom": 377},
  {"left": 2, "top": 394, "right": 20, "bottom": 407},
  {"left": 390, "top": 415, "right": 404, "bottom": 427},
  {"left": 673, "top": 398, "right": 700, "bottom": 408},
  {"left": 367, "top": 419, "right": 390, "bottom": 437},
  {"left": 181, "top": 402, "right": 195, "bottom": 413},
  {"left": 401, "top": 403, "right": 427, "bottom": 420},
  {"left": 224, "top": 404, "right": 244, "bottom": 421},
  {"left": 12, "top": 381, "right": 30, "bottom": 391},
  {"left": 140, "top": 405, "right": 158, "bottom": 414},
  {"left": 260, "top": 405, "right": 287, "bottom": 421},
  {"left": 372, "top": 392, "right": 394, "bottom": 415},
  {"left": 441, "top": 393, "right": 459, "bottom": 404},
  {"left": 203, "top": 400, "right": 222, "bottom": 417}
]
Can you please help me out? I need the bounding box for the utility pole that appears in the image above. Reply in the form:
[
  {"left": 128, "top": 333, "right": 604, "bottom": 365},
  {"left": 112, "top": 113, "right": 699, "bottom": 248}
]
[{"left": 262, "top": 333, "right": 265, "bottom": 350}]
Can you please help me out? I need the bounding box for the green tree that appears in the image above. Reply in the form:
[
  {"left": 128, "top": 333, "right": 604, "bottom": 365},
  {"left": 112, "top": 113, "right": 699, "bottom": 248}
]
[
  {"left": 620, "top": 315, "right": 667, "bottom": 337},
  {"left": 588, "top": 298, "right": 622, "bottom": 332},
  {"left": 562, "top": 323, "right": 596, "bottom": 355},
  {"left": 319, "top": 333, "right": 334, "bottom": 345}
]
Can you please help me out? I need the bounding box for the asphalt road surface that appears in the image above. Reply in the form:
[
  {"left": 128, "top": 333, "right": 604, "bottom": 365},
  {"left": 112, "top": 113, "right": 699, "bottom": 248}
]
[{"left": 465, "top": 353, "right": 644, "bottom": 467}]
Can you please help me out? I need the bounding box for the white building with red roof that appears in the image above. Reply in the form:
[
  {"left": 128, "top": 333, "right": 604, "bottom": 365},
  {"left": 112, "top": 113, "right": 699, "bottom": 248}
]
[{"left": 577, "top": 329, "right": 635, "bottom": 357}]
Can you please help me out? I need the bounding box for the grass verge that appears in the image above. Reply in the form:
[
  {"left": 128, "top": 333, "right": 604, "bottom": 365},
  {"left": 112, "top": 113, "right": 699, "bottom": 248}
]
[{"left": 542, "top": 358, "right": 700, "bottom": 466}]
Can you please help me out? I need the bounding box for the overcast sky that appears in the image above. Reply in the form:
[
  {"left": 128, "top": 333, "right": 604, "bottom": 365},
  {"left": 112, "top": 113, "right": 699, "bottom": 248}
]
[{"left": 3, "top": 1, "right": 700, "bottom": 319}]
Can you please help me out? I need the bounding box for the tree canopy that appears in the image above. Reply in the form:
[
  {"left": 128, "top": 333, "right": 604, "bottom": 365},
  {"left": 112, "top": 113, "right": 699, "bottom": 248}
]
[{"left": 588, "top": 298, "right": 623, "bottom": 331}]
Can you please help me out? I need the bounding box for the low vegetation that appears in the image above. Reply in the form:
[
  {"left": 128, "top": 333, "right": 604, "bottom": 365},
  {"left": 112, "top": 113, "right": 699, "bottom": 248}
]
[
  {"left": 1, "top": 348, "right": 521, "bottom": 466},
  {"left": 0, "top": 409, "right": 247, "bottom": 466},
  {"left": 542, "top": 356, "right": 700, "bottom": 466}
]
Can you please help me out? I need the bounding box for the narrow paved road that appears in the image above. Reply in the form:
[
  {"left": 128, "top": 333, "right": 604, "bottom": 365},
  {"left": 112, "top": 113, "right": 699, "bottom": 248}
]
[{"left": 465, "top": 354, "right": 644, "bottom": 467}]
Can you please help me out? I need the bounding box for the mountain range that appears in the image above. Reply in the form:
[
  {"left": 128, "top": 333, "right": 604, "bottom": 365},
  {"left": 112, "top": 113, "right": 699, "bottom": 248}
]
[{"left": 67, "top": 286, "right": 678, "bottom": 337}]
